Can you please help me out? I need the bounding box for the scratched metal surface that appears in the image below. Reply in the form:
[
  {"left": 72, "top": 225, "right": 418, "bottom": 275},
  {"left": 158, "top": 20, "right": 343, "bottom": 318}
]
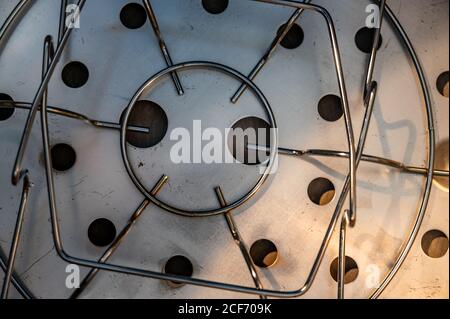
[{"left": 0, "top": 0, "right": 448, "bottom": 299}]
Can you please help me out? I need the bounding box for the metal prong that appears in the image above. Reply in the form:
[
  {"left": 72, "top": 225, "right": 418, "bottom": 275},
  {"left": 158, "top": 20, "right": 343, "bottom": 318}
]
[
  {"left": 70, "top": 175, "right": 168, "bottom": 299},
  {"left": 0, "top": 101, "right": 150, "bottom": 134},
  {"left": 0, "top": 176, "right": 32, "bottom": 299},
  {"left": 337, "top": 212, "right": 348, "bottom": 299},
  {"left": 0, "top": 246, "right": 35, "bottom": 299},
  {"left": 231, "top": 1, "right": 312, "bottom": 103},
  {"left": 364, "top": 0, "right": 386, "bottom": 98},
  {"left": 142, "top": 0, "right": 184, "bottom": 95},
  {"left": 215, "top": 187, "right": 266, "bottom": 300},
  {"left": 58, "top": 0, "right": 68, "bottom": 44},
  {"left": 11, "top": 0, "right": 86, "bottom": 186},
  {"left": 248, "top": 143, "right": 449, "bottom": 178}
]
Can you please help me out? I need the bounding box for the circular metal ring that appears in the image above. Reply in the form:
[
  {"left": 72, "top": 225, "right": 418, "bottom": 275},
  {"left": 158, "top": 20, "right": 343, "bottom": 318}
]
[{"left": 120, "top": 61, "right": 278, "bottom": 217}]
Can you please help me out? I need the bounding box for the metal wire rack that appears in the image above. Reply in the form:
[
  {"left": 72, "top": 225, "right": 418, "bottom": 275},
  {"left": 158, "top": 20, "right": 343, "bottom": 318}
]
[{"left": 0, "top": 0, "right": 448, "bottom": 299}]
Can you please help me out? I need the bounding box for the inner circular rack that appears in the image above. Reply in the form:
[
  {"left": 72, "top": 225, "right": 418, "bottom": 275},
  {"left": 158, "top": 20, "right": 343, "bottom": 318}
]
[{"left": 0, "top": 0, "right": 448, "bottom": 299}]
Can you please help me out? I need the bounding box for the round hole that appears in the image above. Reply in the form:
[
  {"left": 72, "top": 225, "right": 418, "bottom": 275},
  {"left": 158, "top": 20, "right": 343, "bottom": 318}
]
[
  {"left": 88, "top": 218, "right": 117, "bottom": 247},
  {"left": 277, "top": 23, "right": 304, "bottom": 50},
  {"left": 318, "top": 94, "right": 343, "bottom": 122},
  {"left": 330, "top": 256, "right": 359, "bottom": 284},
  {"left": 120, "top": 3, "right": 147, "bottom": 29},
  {"left": 0, "top": 93, "right": 15, "bottom": 121},
  {"left": 51, "top": 143, "right": 77, "bottom": 172},
  {"left": 436, "top": 71, "right": 449, "bottom": 98},
  {"left": 308, "top": 177, "right": 336, "bottom": 206},
  {"left": 121, "top": 100, "right": 168, "bottom": 149},
  {"left": 422, "top": 230, "right": 449, "bottom": 258},
  {"left": 250, "top": 239, "right": 279, "bottom": 268},
  {"left": 164, "top": 255, "right": 194, "bottom": 287},
  {"left": 228, "top": 116, "right": 271, "bottom": 165},
  {"left": 355, "top": 27, "right": 383, "bottom": 54},
  {"left": 61, "top": 61, "right": 89, "bottom": 89},
  {"left": 202, "top": 0, "right": 229, "bottom": 15},
  {"left": 434, "top": 139, "right": 449, "bottom": 192}
]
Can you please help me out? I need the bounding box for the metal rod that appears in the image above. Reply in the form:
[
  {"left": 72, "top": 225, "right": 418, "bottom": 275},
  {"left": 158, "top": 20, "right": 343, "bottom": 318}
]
[
  {"left": 70, "top": 175, "right": 168, "bottom": 299},
  {"left": 11, "top": 0, "right": 86, "bottom": 186},
  {"left": 142, "top": 0, "right": 184, "bottom": 95},
  {"left": 1, "top": 29, "right": 53, "bottom": 301},
  {"left": 231, "top": 0, "right": 312, "bottom": 103},
  {"left": 0, "top": 1, "right": 35, "bottom": 299},
  {"left": 248, "top": 144, "right": 448, "bottom": 178},
  {"left": 0, "top": 248, "right": 35, "bottom": 299},
  {"left": 365, "top": 0, "right": 386, "bottom": 98},
  {"left": 338, "top": 0, "right": 385, "bottom": 297},
  {"left": 311, "top": 150, "right": 448, "bottom": 178},
  {"left": 0, "top": 176, "right": 32, "bottom": 299},
  {"left": 0, "top": 0, "right": 31, "bottom": 48},
  {"left": 215, "top": 187, "right": 266, "bottom": 300},
  {"left": 337, "top": 215, "right": 347, "bottom": 299},
  {"left": 58, "top": 0, "right": 68, "bottom": 44},
  {"left": 0, "top": 101, "right": 150, "bottom": 133},
  {"left": 370, "top": 0, "right": 435, "bottom": 298}
]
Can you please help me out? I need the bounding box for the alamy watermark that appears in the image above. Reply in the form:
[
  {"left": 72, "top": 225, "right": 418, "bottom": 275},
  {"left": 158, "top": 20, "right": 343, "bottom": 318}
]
[
  {"left": 65, "top": 4, "right": 81, "bottom": 30},
  {"left": 366, "top": 4, "right": 381, "bottom": 28},
  {"left": 65, "top": 264, "right": 80, "bottom": 289},
  {"left": 169, "top": 120, "right": 279, "bottom": 174},
  {"left": 63, "top": 4, "right": 381, "bottom": 34}
]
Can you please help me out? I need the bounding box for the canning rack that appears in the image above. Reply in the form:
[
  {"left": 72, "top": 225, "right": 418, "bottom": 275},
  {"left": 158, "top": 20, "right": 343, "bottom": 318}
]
[{"left": 0, "top": 0, "right": 448, "bottom": 299}]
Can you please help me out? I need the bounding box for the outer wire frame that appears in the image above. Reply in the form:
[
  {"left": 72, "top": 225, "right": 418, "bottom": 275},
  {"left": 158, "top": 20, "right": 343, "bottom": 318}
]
[
  {"left": 0, "top": 0, "right": 436, "bottom": 299},
  {"left": 0, "top": 0, "right": 356, "bottom": 298}
]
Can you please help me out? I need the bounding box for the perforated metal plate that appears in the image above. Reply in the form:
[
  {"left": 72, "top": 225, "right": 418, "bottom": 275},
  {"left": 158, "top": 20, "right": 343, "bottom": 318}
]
[{"left": 0, "top": 0, "right": 448, "bottom": 299}]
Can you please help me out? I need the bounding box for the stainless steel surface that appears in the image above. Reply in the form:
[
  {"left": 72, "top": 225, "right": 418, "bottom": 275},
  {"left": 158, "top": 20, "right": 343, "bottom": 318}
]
[
  {"left": 338, "top": 0, "right": 385, "bottom": 298},
  {"left": 230, "top": 0, "right": 311, "bottom": 103},
  {"left": 215, "top": 186, "right": 266, "bottom": 299},
  {"left": 0, "top": 174, "right": 31, "bottom": 298},
  {"left": 10, "top": 0, "right": 86, "bottom": 186},
  {"left": 0, "top": 0, "right": 448, "bottom": 299},
  {"left": 70, "top": 174, "right": 169, "bottom": 299},
  {"left": 142, "top": 0, "right": 184, "bottom": 96}
]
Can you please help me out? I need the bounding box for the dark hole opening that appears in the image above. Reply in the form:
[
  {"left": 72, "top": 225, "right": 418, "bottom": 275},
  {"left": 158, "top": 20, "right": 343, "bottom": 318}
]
[
  {"left": 202, "top": 0, "right": 229, "bottom": 15},
  {"left": 228, "top": 116, "right": 271, "bottom": 166},
  {"left": 330, "top": 256, "right": 359, "bottom": 284},
  {"left": 250, "top": 239, "right": 279, "bottom": 268},
  {"left": 51, "top": 143, "right": 77, "bottom": 172},
  {"left": 61, "top": 61, "right": 89, "bottom": 89},
  {"left": 121, "top": 100, "right": 168, "bottom": 149},
  {"left": 308, "top": 177, "right": 335, "bottom": 206},
  {"left": 422, "top": 230, "right": 449, "bottom": 258},
  {"left": 0, "top": 93, "right": 15, "bottom": 121},
  {"left": 277, "top": 23, "right": 304, "bottom": 50},
  {"left": 120, "top": 3, "right": 147, "bottom": 29},
  {"left": 164, "top": 255, "right": 194, "bottom": 287},
  {"left": 318, "top": 94, "right": 343, "bottom": 122},
  {"left": 436, "top": 71, "right": 449, "bottom": 97},
  {"left": 88, "top": 218, "right": 117, "bottom": 247},
  {"left": 355, "top": 27, "right": 383, "bottom": 54}
]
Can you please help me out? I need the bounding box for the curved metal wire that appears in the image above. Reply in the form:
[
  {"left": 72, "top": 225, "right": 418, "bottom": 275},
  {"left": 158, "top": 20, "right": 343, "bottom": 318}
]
[
  {"left": 247, "top": 144, "right": 448, "bottom": 178},
  {"left": 0, "top": 175, "right": 32, "bottom": 299},
  {"left": 338, "top": 0, "right": 386, "bottom": 298},
  {"left": 120, "top": 61, "right": 278, "bottom": 217},
  {"left": 370, "top": 0, "right": 436, "bottom": 298},
  {"left": 10, "top": 0, "right": 86, "bottom": 186},
  {"left": 0, "top": 101, "right": 150, "bottom": 133}
]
